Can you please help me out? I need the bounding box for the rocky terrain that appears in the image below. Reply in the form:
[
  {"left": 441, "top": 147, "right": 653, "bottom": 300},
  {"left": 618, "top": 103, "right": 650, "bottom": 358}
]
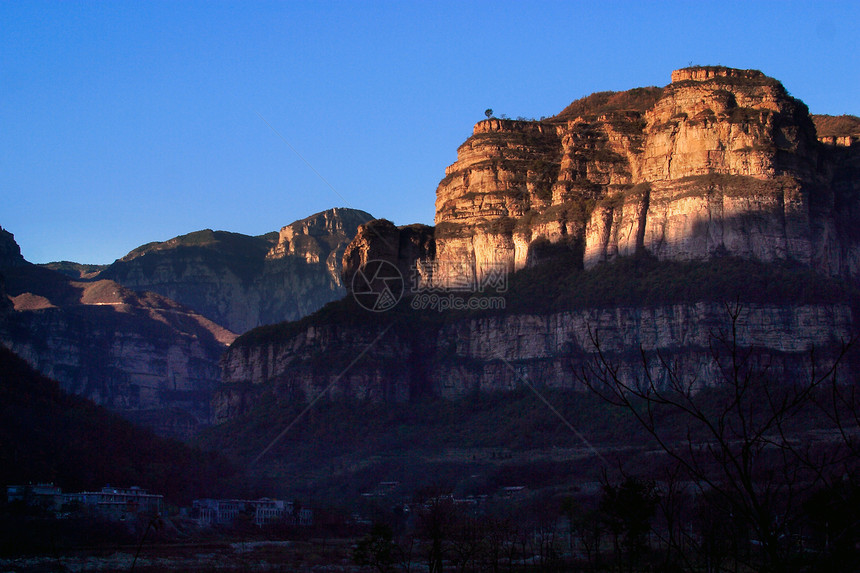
[
  {"left": 5, "top": 67, "right": 860, "bottom": 438},
  {"left": 214, "top": 67, "right": 860, "bottom": 422},
  {"left": 216, "top": 298, "right": 854, "bottom": 422},
  {"left": 3, "top": 66, "right": 858, "bottom": 570},
  {"left": 99, "top": 207, "right": 373, "bottom": 333},
  {"left": 342, "top": 219, "right": 435, "bottom": 291}
]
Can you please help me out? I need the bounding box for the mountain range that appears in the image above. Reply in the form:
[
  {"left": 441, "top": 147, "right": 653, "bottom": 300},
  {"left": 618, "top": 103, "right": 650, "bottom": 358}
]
[
  {"left": 1, "top": 66, "right": 859, "bottom": 456},
  {"left": 0, "top": 208, "right": 372, "bottom": 438}
]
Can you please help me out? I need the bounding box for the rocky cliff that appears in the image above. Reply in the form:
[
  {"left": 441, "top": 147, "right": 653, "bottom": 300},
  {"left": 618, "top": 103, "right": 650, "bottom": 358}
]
[
  {"left": 99, "top": 208, "right": 373, "bottom": 333},
  {"left": 0, "top": 226, "right": 26, "bottom": 269},
  {"left": 214, "top": 67, "right": 860, "bottom": 422},
  {"left": 433, "top": 67, "right": 860, "bottom": 281},
  {"left": 0, "top": 229, "right": 235, "bottom": 439},
  {"left": 215, "top": 298, "right": 854, "bottom": 421},
  {"left": 1, "top": 208, "right": 374, "bottom": 438},
  {"left": 342, "top": 219, "right": 435, "bottom": 292}
]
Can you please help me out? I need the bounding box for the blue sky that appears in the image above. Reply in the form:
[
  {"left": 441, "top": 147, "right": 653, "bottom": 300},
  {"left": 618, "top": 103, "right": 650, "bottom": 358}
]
[{"left": 2, "top": 1, "right": 858, "bottom": 264}]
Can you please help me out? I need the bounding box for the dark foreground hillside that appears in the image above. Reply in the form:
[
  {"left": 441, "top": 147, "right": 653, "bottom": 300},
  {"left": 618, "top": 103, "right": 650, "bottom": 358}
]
[{"left": 0, "top": 345, "right": 235, "bottom": 505}]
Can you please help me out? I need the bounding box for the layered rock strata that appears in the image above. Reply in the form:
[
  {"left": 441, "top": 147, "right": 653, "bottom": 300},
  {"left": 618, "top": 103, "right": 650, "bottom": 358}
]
[
  {"left": 216, "top": 302, "right": 854, "bottom": 420},
  {"left": 434, "top": 67, "right": 860, "bottom": 279}
]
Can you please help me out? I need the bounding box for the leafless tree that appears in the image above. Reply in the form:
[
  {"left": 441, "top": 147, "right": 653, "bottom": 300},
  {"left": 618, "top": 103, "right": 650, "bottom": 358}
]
[
  {"left": 577, "top": 301, "right": 854, "bottom": 572},
  {"left": 416, "top": 496, "right": 458, "bottom": 573}
]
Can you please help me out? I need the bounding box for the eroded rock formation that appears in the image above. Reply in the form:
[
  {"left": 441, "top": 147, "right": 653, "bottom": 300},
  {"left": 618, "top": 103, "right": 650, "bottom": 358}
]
[
  {"left": 433, "top": 67, "right": 860, "bottom": 278},
  {"left": 342, "top": 219, "right": 435, "bottom": 292},
  {"left": 215, "top": 300, "right": 854, "bottom": 421}
]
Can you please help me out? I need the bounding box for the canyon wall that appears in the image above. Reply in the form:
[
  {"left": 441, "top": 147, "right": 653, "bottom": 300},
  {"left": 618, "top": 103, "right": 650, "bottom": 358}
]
[{"left": 216, "top": 301, "right": 854, "bottom": 421}]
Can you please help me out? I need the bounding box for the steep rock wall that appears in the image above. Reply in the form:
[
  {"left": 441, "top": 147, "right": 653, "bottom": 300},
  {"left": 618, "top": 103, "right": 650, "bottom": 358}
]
[
  {"left": 216, "top": 302, "right": 854, "bottom": 421},
  {"left": 215, "top": 66, "right": 860, "bottom": 420},
  {"left": 342, "top": 219, "right": 435, "bottom": 292},
  {"left": 583, "top": 175, "right": 820, "bottom": 267},
  {"left": 430, "top": 67, "right": 859, "bottom": 279},
  {"left": 216, "top": 322, "right": 414, "bottom": 422}
]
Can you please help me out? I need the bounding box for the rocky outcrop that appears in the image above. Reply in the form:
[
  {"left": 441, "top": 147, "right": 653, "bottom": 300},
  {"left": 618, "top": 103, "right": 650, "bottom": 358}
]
[
  {"left": 434, "top": 119, "right": 566, "bottom": 280},
  {"left": 0, "top": 227, "right": 26, "bottom": 269},
  {"left": 641, "top": 69, "right": 818, "bottom": 182},
  {"left": 342, "top": 219, "right": 435, "bottom": 293},
  {"left": 100, "top": 208, "right": 373, "bottom": 333},
  {"left": 267, "top": 207, "right": 370, "bottom": 264}
]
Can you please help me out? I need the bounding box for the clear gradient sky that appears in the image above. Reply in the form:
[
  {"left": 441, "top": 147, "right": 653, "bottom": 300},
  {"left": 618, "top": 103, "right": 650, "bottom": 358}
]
[{"left": 3, "top": 1, "right": 858, "bottom": 264}]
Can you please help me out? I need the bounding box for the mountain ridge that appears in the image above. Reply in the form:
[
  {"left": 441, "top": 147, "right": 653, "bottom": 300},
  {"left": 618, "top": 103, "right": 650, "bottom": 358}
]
[
  {"left": 0, "top": 257, "right": 234, "bottom": 439},
  {"left": 98, "top": 207, "right": 373, "bottom": 333}
]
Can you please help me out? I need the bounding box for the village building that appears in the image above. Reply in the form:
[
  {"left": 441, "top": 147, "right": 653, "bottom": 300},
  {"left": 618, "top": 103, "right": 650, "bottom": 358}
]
[
  {"left": 192, "top": 497, "right": 312, "bottom": 527},
  {"left": 6, "top": 484, "right": 163, "bottom": 521}
]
